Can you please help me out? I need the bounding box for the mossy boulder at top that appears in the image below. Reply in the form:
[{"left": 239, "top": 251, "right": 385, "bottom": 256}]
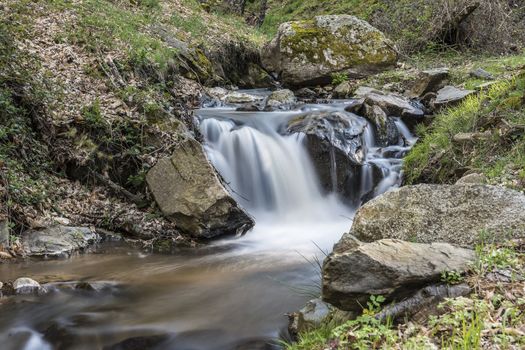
[{"left": 262, "top": 15, "right": 398, "bottom": 87}]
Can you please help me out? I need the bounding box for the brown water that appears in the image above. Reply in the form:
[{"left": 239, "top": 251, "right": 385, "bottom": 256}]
[{"left": 0, "top": 236, "right": 341, "bottom": 350}]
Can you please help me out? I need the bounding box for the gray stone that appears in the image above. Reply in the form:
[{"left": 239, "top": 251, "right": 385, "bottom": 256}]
[
  {"left": 410, "top": 68, "right": 449, "bottom": 97},
  {"left": 455, "top": 173, "right": 488, "bottom": 185},
  {"left": 333, "top": 81, "right": 354, "bottom": 98},
  {"left": 453, "top": 131, "right": 491, "bottom": 144},
  {"left": 348, "top": 184, "right": 525, "bottom": 247},
  {"left": 294, "top": 87, "right": 316, "bottom": 99},
  {"left": 223, "top": 91, "right": 264, "bottom": 104},
  {"left": 262, "top": 15, "right": 397, "bottom": 86},
  {"left": 470, "top": 68, "right": 494, "bottom": 80},
  {"left": 362, "top": 103, "right": 400, "bottom": 146},
  {"left": 297, "top": 299, "right": 333, "bottom": 331},
  {"left": 146, "top": 138, "right": 254, "bottom": 239},
  {"left": 322, "top": 239, "right": 475, "bottom": 312},
  {"left": 433, "top": 86, "right": 475, "bottom": 108},
  {"left": 353, "top": 86, "right": 382, "bottom": 98},
  {"left": 265, "top": 89, "right": 296, "bottom": 109},
  {"left": 13, "top": 277, "right": 47, "bottom": 295},
  {"left": 21, "top": 226, "right": 98, "bottom": 258},
  {"left": 364, "top": 92, "right": 424, "bottom": 119}
]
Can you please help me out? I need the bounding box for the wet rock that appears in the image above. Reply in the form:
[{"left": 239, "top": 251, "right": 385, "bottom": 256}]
[
  {"left": 410, "top": 68, "right": 449, "bottom": 97},
  {"left": 21, "top": 226, "right": 98, "bottom": 258},
  {"left": 470, "top": 68, "right": 494, "bottom": 80},
  {"left": 322, "top": 239, "right": 475, "bottom": 312},
  {"left": 236, "top": 103, "right": 261, "bottom": 112},
  {"left": 287, "top": 111, "right": 367, "bottom": 204},
  {"left": 455, "top": 172, "right": 487, "bottom": 185},
  {"left": 0, "top": 220, "right": 9, "bottom": 248},
  {"left": 13, "top": 277, "right": 47, "bottom": 295},
  {"left": 0, "top": 251, "right": 13, "bottom": 259},
  {"left": 433, "top": 86, "right": 475, "bottom": 109},
  {"left": 223, "top": 91, "right": 264, "bottom": 104},
  {"left": 362, "top": 103, "right": 400, "bottom": 146},
  {"left": 262, "top": 15, "right": 397, "bottom": 87},
  {"left": 265, "top": 89, "right": 296, "bottom": 110},
  {"left": 288, "top": 299, "right": 334, "bottom": 338},
  {"left": 294, "top": 87, "right": 316, "bottom": 99},
  {"left": 363, "top": 92, "right": 424, "bottom": 119},
  {"left": 348, "top": 184, "right": 525, "bottom": 247},
  {"left": 333, "top": 81, "right": 354, "bottom": 98},
  {"left": 146, "top": 138, "right": 254, "bottom": 239}
]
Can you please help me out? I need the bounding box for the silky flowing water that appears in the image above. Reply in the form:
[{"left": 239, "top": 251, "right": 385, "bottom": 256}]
[{"left": 0, "top": 98, "right": 415, "bottom": 350}]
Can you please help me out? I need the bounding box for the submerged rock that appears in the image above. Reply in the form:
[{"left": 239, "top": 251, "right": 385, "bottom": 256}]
[
  {"left": 433, "top": 85, "right": 475, "bottom": 109},
  {"left": 146, "top": 138, "right": 254, "bottom": 239},
  {"left": 348, "top": 184, "right": 525, "bottom": 247},
  {"left": 262, "top": 15, "right": 397, "bottom": 86},
  {"left": 322, "top": 239, "right": 475, "bottom": 312},
  {"left": 13, "top": 277, "right": 47, "bottom": 295},
  {"left": 21, "top": 226, "right": 98, "bottom": 258}
]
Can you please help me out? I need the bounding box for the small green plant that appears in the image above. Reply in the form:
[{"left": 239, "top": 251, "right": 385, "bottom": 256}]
[
  {"left": 364, "top": 294, "right": 385, "bottom": 315},
  {"left": 81, "top": 100, "right": 106, "bottom": 128},
  {"left": 331, "top": 72, "right": 349, "bottom": 86},
  {"left": 441, "top": 270, "right": 464, "bottom": 285}
]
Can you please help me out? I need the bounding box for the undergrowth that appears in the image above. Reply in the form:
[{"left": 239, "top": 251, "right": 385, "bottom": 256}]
[
  {"left": 404, "top": 71, "right": 525, "bottom": 191},
  {"left": 286, "top": 241, "right": 525, "bottom": 350}
]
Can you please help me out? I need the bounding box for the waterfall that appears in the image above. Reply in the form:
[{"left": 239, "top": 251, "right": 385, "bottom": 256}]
[{"left": 196, "top": 103, "right": 417, "bottom": 253}]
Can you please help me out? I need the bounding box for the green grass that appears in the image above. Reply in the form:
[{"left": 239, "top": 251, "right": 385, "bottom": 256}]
[
  {"left": 286, "top": 243, "right": 525, "bottom": 350},
  {"left": 403, "top": 69, "right": 525, "bottom": 189}
]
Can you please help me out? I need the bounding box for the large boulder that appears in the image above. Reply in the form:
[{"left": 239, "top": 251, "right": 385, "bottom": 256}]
[
  {"left": 322, "top": 239, "right": 475, "bottom": 312},
  {"left": 262, "top": 15, "right": 397, "bottom": 87},
  {"left": 287, "top": 111, "right": 379, "bottom": 204},
  {"left": 265, "top": 89, "right": 296, "bottom": 110},
  {"left": 146, "top": 138, "right": 254, "bottom": 239},
  {"left": 21, "top": 226, "right": 98, "bottom": 258},
  {"left": 348, "top": 184, "right": 525, "bottom": 247}
]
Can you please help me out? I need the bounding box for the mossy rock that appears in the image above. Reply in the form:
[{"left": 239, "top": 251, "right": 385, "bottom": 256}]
[{"left": 261, "top": 15, "right": 397, "bottom": 87}]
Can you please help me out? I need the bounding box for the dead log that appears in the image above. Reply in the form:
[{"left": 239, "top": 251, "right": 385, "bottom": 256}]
[
  {"left": 375, "top": 283, "right": 471, "bottom": 322},
  {"left": 92, "top": 172, "right": 147, "bottom": 208}
]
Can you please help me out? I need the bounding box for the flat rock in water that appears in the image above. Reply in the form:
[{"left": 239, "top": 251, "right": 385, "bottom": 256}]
[
  {"left": 13, "top": 277, "right": 47, "bottom": 295},
  {"left": 322, "top": 239, "right": 475, "bottom": 312},
  {"left": 21, "top": 226, "right": 98, "bottom": 258},
  {"left": 433, "top": 85, "right": 475, "bottom": 108},
  {"left": 146, "top": 138, "right": 254, "bottom": 239},
  {"left": 347, "top": 184, "right": 525, "bottom": 247}
]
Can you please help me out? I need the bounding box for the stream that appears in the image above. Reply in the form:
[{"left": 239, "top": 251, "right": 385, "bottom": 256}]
[{"left": 0, "top": 97, "right": 415, "bottom": 350}]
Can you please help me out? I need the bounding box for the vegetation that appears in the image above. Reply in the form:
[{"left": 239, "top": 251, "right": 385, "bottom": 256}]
[
  {"left": 286, "top": 241, "right": 525, "bottom": 350},
  {"left": 404, "top": 68, "right": 525, "bottom": 191},
  {"left": 257, "top": 0, "right": 525, "bottom": 55}
]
